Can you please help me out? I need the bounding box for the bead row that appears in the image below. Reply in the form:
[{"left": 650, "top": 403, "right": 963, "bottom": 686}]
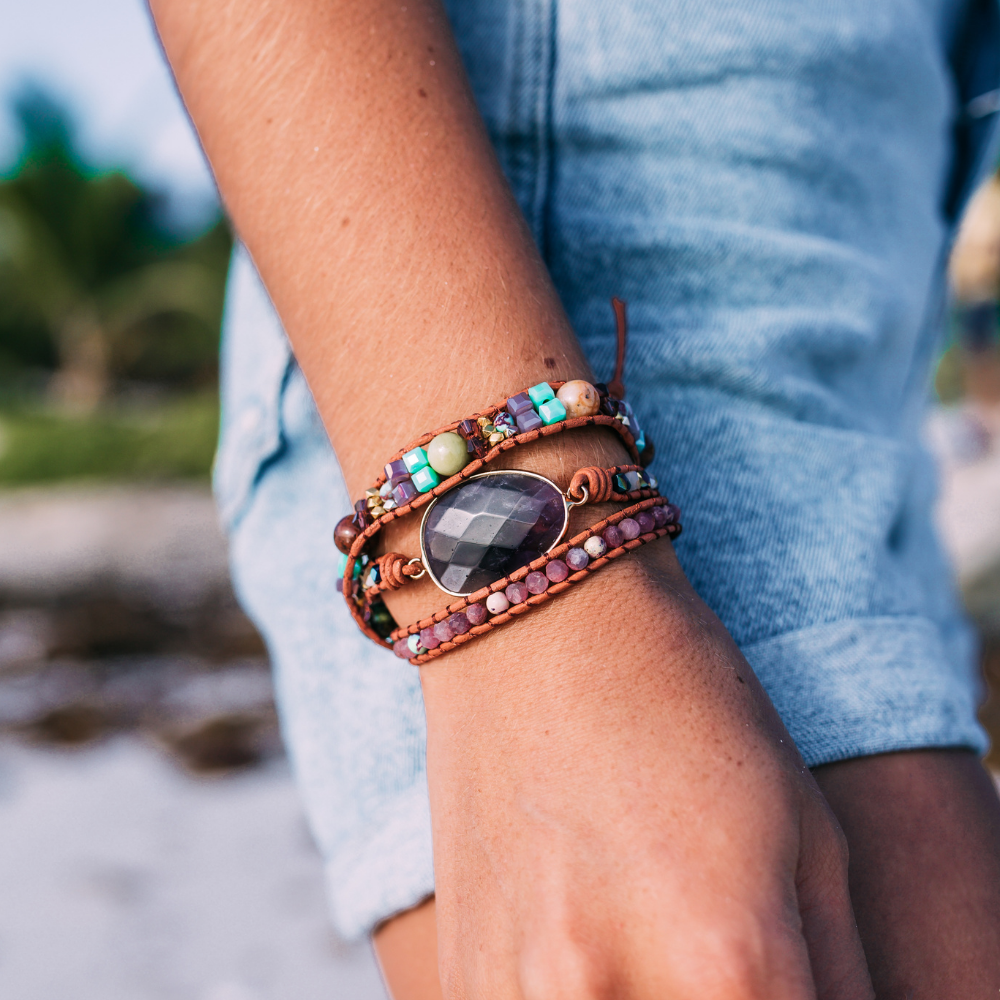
[{"left": 393, "top": 498, "right": 681, "bottom": 665}]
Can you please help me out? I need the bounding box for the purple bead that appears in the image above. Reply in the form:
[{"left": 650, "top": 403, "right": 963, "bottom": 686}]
[
  {"left": 651, "top": 505, "right": 668, "bottom": 527},
  {"left": 447, "top": 611, "right": 471, "bottom": 635},
  {"left": 602, "top": 524, "right": 624, "bottom": 549},
  {"left": 384, "top": 459, "right": 409, "bottom": 485},
  {"left": 635, "top": 511, "right": 655, "bottom": 534},
  {"left": 515, "top": 409, "right": 543, "bottom": 433},
  {"left": 525, "top": 571, "right": 549, "bottom": 594},
  {"left": 394, "top": 639, "right": 416, "bottom": 659},
  {"left": 545, "top": 559, "right": 569, "bottom": 583},
  {"left": 506, "top": 392, "right": 533, "bottom": 416},
  {"left": 456, "top": 419, "right": 479, "bottom": 440},
  {"left": 419, "top": 625, "right": 441, "bottom": 650},
  {"left": 664, "top": 504, "right": 680, "bottom": 524},
  {"left": 505, "top": 581, "right": 529, "bottom": 605},
  {"left": 619, "top": 518, "right": 640, "bottom": 540},
  {"left": 465, "top": 603, "right": 487, "bottom": 626},
  {"left": 391, "top": 478, "right": 418, "bottom": 506},
  {"left": 466, "top": 437, "right": 487, "bottom": 459},
  {"left": 565, "top": 547, "right": 589, "bottom": 571},
  {"left": 433, "top": 619, "right": 456, "bottom": 643}
]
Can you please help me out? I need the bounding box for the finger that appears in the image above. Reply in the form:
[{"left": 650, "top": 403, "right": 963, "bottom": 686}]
[{"left": 796, "top": 806, "right": 875, "bottom": 1000}]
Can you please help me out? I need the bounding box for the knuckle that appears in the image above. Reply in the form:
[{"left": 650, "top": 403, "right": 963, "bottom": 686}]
[{"left": 518, "top": 940, "right": 606, "bottom": 1000}]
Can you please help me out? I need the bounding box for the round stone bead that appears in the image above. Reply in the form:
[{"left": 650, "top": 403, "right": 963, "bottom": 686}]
[
  {"left": 545, "top": 559, "right": 569, "bottom": 583},
  {"left": 448, "top": 611, "right": 471, "bottom": 635},
  {"left": 433, "top": 619, "right": 456, "bottom": 643},
  {"left": 394, "top": 639, "right": 416, "bottom": 659},
  {"left": 419, "top": 625, "right": 441, "bottom": 650},
  {"left": 407, "top": 634, "right": 423, "bottom": 655},
  {"left": 556, "top": 379, "right": 601, "bottom": 418},
  {"left": 505, "top": 581, "right": 529, "bottom": 605},
  {"left": 465, "top": 603, "right": 488, "bottom": 626},
  {"left": 651, "top": 505, "right": 668, "bottom": 528},
  {"left": 427, "top": 431, "right": 468, "bottom": 476},
  {"left": 619, "top": 517, "right": 640, "bottom": 540},
  {"left": 486, "top": 592, "right": 510, "bottom": 614},
  {"left": 525, "top": 571, "right": 549, "bottom": 594},
  {"left": 602, "top": 525, "right": 624, "bottom": 549},
  {"left": 583, "top": 536, "right": 607, "bottom": 559},
  {"left": 334, "top": 514, "right": 360, "bottom": 555},
  {"left": 635, "top": 511, "right": 656, "bottom": 534},
  {"left": 565, "top": 547, "right": 589, "bottom": 571}
]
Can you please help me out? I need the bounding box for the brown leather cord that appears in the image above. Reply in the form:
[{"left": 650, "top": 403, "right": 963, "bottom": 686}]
[
  {"left": 606, "top": 298, "right": 628, "bottom": 400},
  {"left": 398, "top": 498, "right": 680, "bottom": 665},
  {"left": 361, "top": 467, "right": 659, "bottom": 602}
]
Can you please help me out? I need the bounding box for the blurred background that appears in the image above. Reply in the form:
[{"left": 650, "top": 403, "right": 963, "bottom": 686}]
[
  {"left": 0, "top": 2, "right": 998, "bottom": 999},
  {"left": 0, "top": 1, "right": 388, "bottom": 997}
]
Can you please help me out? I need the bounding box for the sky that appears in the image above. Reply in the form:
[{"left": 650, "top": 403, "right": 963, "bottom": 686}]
[{"left": 0, "top": 0, "right": 217, "bottom": 228}]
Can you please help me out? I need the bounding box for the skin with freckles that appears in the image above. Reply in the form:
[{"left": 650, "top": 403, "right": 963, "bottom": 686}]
[{"left": 149, "top": 0, "right": 1000, "bottom": 996}]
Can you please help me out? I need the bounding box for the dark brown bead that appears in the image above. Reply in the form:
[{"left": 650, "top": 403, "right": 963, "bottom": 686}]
[
  {"left": 638, "top": 437, "right": 656, "bottom": 466},
  {"left": 334, "top": 514, "right": 360, "bottom": 554},
  {"left": 594, "top": 382, "right": 609, "bottom": 397},
  {"left": 456, "top": 419, "right": 479, "bottom": 440},
  {"left": 466, "top": 437, "right": 487, "bottom": 459}
]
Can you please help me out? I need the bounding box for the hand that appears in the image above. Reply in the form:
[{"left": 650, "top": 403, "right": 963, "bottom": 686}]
[{"left": 418, "top": 545, "right": 874, "bottom": 999}]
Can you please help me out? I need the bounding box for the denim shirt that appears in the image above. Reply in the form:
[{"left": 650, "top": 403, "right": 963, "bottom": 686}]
[{"left": 216, "top": 0, "right": 1000, "bottom": 938}]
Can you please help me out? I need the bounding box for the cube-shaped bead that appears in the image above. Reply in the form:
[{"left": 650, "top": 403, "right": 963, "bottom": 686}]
[
  {"left": 411, "top": 465, "right": 440, "bottom": 492},
  {"left": 385, "top": 459, "right": 409, "bottom": 485},
  {"left": 527, "top": 382, "right": 555, "bottom": 407},
  {"left": 537, "top": 398, "right": 567, "bottom": 425},
  {"left": 392, "top": 479, "right": 418, "bottom": 506},
  {"left": 506, "top": 392, "right": 533, "bottom": 416},
  {"left": 515, "top": 409, "right": 543, "bottom": 433},
  {"left": 402, "top": 447, "right": 429, "bottom": 473}
]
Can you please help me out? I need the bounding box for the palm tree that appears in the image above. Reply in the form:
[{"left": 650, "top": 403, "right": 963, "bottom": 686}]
[{"left": 0, "top": 88, "right": 231, "bottom": 410}]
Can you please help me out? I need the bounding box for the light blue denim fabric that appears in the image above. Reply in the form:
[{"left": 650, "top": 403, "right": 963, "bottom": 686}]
[{"left": 217, "top": 0, "right": 1000, "bottom": 939}]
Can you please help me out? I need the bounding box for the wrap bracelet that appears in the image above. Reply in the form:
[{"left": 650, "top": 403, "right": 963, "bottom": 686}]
[{"left": 391, "top": 496, "right": 681, "bottom": 665}]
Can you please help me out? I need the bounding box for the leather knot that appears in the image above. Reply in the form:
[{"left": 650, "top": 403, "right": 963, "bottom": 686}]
[
  {"left": 377, "top": 552, "right": 410, "bottom": 590},
  {"left": 568, "top": 466, "right": 613, "bottom": 503}
]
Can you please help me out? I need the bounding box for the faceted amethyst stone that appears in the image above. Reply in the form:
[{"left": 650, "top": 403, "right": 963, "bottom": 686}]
[
  {"left": 448, "top": 611, "right": 471, "bottom": 635},
  {"left": 651, "top": 505, "right": 668, "bottom": 528},
  {"left": 565, "top": 547, "right": 589, "bottom": 571},
  {"left": 525, "top": 571, "right": 549, "bottom": 594},
  {"left": 421, "top": 472, "right": 567, "bottom": 595},
  {"left": 602, "top": 525, "right": 624, "bottom": 549},
  {"left": 419, "top": 625, "right": 441, "bottom": 650},
  {"left": 394, "top": 639, "right": 416, "bottom": 659},
  {"left": 506, "top": 392, "right": 533, "bottom": 416},
  {"left": 635, "top": 511, "right": 655, "bottom": 534},
  {"left": 392, "top": 479, "right": 418, "bottom": 506},
  {"left": 545, "top": 559, "right": 569, "bottom": 583},
  {"left": 515, "top": 409, "right": 543, "bottom": 433},
  {"left": 465, "top": 603, "right": 487, "bottom": 626},
  {"left": 505, "top": 581, "right": 529, "bottom": 605},
  {"left": 385, "top": 459, "right": 409, "bottom": 485},
  {"left": 433, "top": 619, "right": 456, "bottom": 643},
  {"left": 619, "top": 518, "right": 640, "bottom": 540}
]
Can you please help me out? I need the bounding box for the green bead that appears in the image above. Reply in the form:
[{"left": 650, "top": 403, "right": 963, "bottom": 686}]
[
  {"left": 537, "top": 398, "right": 567, "bottom": 425},
  {"left": 402, "top": 447, "right": 429, "bottom": 473},
  {"left": 336, "top": 552, "right": 362, "bottom": 578},
  {"left": 427, "top": 431, "right": 467, "bottom": 476},
  {"left": 527, "top": 381, "right": 555, "bottom": 407},
  {"left": 411, "top": 465, "right": 440, "bottom": 492}
]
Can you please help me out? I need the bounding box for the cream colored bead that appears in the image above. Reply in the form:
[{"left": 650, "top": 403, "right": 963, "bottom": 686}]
[
  {"left": 556, "top": 379, "right": 600, "bottom": 418},
  {"left": 488, "top": 432, "right": 504, "bottom": 446},
  {"left": 427, "top": 431, "right": 467, "bottom": 476}
]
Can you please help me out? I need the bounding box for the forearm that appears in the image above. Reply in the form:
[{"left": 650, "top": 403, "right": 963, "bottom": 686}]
[{"left": 150, "top": 0, "right": 590, "bottom": 498}]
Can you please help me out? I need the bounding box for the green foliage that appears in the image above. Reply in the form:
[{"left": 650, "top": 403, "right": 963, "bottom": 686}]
[
  {"left": 0, "top": 392, "right": 219, "bottom": 484},
  {"left": 0, "top": 87, "right": 232, "bottom": 399}
]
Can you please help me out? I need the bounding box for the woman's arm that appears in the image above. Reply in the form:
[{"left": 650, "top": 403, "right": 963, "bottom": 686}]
[{"left": 150, "top": 1, "right": 873, "bottom": 996}]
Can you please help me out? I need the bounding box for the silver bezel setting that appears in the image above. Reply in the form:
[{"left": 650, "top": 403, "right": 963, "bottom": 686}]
[{"left": 418, "top": 470, "right": 570, "bottom": 597}]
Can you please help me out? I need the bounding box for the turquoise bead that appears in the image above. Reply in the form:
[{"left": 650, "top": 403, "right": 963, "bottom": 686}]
[
  {"left": 411, "top": 465, "right": 440, "bottom": 492},
  {"left": 635, "top": 429, "right": 646, "bottom": 452},
  {"left": 537, "top": 398, "right": 567, "bottom": 425},
  {"left": 402, "top": 447, "right": 429, "bottom": 473},
  {"left": 336, "top": 553, "right": 362, "bottom": 578},
  {"left": 527, "top": 381, "right": 555, "bottom": 407}
]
